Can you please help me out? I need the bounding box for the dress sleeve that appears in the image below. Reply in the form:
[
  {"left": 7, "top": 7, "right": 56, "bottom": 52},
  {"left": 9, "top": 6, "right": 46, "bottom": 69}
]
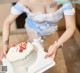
[
  {"left": 62, "top": 3, "right": 75, "bottom": 15},
  {"left": 11, "top": 2, "right": 25, "bottom": 15}
]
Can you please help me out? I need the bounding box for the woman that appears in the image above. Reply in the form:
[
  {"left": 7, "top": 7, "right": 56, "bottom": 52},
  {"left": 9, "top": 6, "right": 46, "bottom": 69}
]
[{"left": 0, "top": 0, "right": 76, "bottom": 61}]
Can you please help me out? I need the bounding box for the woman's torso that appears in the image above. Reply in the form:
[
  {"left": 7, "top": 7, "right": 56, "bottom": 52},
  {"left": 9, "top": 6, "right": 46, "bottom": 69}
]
[
  {"left": 12, "top": 0, "right": 74, "bottom": 36},
  {"left": 24, "top": 0, "right": 63, "bottom": 36}
]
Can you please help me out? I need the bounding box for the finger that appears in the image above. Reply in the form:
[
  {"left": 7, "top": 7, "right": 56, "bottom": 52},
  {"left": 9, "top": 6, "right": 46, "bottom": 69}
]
[
  {"left": 51, "top": 53, "right": 56, "bottom": 60},
  {"left": 47, "top": 50, "right": 54, "bottom": 57},
  {"left": 0, "top": 52, "right": 3, "bottom": 61},
  {"left": 3, "top": 50, "right": 7, "bottom": 55},
  {"left": 51, "top": 50, "right": 58, "bottom": 60},
  {"left": 0, "top": 53, "right": 2, "bottom": 61},
  {"left": 45, "top": 45, "right": 55, "bottom": 58},
  {"left": 45, "top": 53, "right": 49, "bottom": 58},
  {"left": 45, "top": 52, "right": 53, "bottom": 58},
  {"left": 48, "top": 47, "right": 54, "bottom": 56},
  {"left": 2, "top": 51, "right": 6, "bottom": 58},
  {"left": 3, "top": 54, "right": 6, "bottom": 58}
]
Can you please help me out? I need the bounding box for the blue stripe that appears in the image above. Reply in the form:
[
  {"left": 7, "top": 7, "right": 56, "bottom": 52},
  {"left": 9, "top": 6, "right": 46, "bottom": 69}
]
[
  {"left": 14, "top": 3, "right": 24, "bottom": 12},
  {"left": 62, "top": 4, "right": 73, "bottom": 12}
]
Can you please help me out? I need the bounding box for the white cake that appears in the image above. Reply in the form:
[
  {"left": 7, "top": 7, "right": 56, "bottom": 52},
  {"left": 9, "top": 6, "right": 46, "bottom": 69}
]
[
  {"left": 2, "top": 40, "right": 55, "bottom": 73},
  {"left": 6, "top": 42, "right": 36, "bottom": 62},
  {"left": 6, "top": 42, "right": 37, "bottom": 73}
]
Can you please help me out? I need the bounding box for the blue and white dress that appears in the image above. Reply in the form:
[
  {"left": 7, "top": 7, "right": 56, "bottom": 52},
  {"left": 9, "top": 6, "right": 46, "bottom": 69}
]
[{"left": 11, "top": 2, "right": 75, "bottom": 37}]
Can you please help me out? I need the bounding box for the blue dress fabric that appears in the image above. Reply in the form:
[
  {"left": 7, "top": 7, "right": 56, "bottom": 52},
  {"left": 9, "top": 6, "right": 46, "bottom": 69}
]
[{"left": 11, "top": 2, "right": 75, "bottom": 36}]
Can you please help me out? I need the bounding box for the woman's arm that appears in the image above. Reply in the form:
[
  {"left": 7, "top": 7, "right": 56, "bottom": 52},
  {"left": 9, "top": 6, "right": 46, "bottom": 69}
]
[
  {"left": 57, "top": 15, "right": 76, "bottom": 46},
  {"left": 2, "top": 13, "right": 20, "bottom": 56},
  {"left": 1, "top": 0, "right": 27, "bottom": 59},
  {"left": 45, "top": 15, "right": 76, "bottom": 59}
]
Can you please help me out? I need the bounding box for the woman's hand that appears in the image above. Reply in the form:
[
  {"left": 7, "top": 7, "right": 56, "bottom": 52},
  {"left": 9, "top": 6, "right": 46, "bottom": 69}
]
[
  {"left": 0, "top": 45, "right": 9, "bottom": 61},
  {"left": 45, "top": 42, "right": 59, "bottom": 60}
]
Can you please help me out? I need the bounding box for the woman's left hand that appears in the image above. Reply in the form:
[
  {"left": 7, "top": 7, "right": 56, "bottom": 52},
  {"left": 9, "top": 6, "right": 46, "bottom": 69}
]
[{"left": 45, "top": 43, "right": 59, "bottom": 60}]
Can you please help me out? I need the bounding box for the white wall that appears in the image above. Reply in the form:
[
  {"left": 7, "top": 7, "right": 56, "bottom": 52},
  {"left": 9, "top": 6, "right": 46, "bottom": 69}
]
[{"left": 0, "top": 0, "right": 18, "bottom": 3}]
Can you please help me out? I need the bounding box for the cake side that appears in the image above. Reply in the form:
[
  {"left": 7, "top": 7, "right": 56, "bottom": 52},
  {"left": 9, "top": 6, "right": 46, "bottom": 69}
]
[{"left": 6, "top": 42, "right": 34, "bottom": 62}]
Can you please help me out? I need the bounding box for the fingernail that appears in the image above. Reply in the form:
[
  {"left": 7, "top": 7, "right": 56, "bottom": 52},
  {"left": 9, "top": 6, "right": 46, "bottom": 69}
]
[
  {"left": 45, "top": 54, "right": 48, "bottom": 58},
  {"left": 3, "top": 54, "right": 6, "bottom": 58},
  {"left": 44, "top": 56, "right": 47, "bottom": 58}
]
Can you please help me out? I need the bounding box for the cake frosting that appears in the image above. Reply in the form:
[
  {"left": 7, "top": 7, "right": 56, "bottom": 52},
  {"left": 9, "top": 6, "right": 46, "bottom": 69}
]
[{"left": 6, "top": 42, "right": 34, "bottom": 62}]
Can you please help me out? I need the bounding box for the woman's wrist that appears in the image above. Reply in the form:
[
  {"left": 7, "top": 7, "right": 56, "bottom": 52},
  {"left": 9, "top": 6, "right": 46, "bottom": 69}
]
[
  {"left": 3, "top": 39, "right": 9, "bottom": 47},
  {"left": 3, "top": 39, "right": 9, "bottom": 45},
  {"left": 53, "top": 40, "right": 63, "bottom": 49}
]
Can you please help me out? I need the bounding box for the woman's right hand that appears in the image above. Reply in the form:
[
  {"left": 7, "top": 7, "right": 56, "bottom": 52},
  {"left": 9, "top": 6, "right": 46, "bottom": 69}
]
[{"left": 0, "top": 45, "right": 9, "bottom": 62}]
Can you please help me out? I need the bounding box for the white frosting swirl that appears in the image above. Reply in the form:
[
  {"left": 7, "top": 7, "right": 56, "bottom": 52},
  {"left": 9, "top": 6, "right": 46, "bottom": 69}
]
[{"left": 6, "top": 42, "right": 34, "bottom": 62}]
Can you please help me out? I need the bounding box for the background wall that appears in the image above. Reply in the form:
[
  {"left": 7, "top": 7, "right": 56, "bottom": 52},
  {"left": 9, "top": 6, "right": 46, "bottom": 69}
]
[{"left": 0, "top": 3, "right": 17, "bottom": 31}]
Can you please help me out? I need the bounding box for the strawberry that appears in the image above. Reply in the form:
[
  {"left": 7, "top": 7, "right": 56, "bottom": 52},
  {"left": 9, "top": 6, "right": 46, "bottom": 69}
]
[
  {"left": 18, "top": 42, "right": 27, "bottom": 52},
  {"left": 11, "top": 44, "right": 16, "bottom": 47},
  {"left": 19, "top": 49, "right": 23, "bottom": 52}
]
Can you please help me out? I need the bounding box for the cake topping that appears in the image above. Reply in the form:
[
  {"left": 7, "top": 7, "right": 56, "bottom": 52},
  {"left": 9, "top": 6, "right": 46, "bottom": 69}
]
[
  {"left": 6, "top": 42, "right": 34, "bottom": 62},
  {"left": 11, "top": 44, "right": 16, "bottom": 47},
  {"left": 19, "top": 42, "right": 27, "bottom": 52}
]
